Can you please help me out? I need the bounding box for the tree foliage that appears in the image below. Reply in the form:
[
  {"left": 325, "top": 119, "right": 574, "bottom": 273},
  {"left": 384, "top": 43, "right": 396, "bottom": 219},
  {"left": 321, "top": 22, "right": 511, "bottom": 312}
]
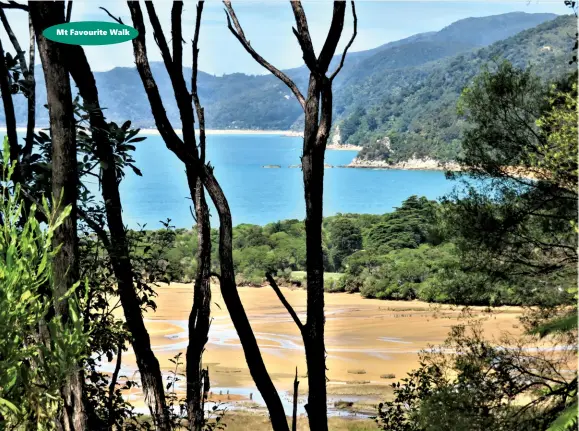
[{"left": 0, "top": 139, "right": 89, "bottom": 429}]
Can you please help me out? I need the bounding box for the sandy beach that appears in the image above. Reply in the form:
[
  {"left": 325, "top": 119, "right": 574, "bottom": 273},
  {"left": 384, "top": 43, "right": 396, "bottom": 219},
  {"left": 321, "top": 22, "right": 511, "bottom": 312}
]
[{"left": 115, "top": 283, "right": 524, "bottom": 413}]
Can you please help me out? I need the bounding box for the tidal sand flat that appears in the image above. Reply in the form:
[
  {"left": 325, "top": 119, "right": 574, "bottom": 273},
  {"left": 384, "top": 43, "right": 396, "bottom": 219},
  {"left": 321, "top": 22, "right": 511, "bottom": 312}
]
[{"left": 117, "top": 283, "right": 523, "bottom": 413}]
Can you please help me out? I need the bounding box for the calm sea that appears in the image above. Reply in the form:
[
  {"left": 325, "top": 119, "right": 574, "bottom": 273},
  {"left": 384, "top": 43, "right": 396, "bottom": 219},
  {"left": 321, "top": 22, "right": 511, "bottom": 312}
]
[{"left": 86, "top": 133, "right": 457, "bottom": 229}]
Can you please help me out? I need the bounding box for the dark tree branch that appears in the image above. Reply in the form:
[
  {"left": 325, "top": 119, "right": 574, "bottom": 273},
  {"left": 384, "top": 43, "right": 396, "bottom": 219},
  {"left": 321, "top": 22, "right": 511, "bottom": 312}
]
[
  {"left": 265, "top": 272, "right": 304, "bottom": 331},
  {"left": 23, "top": 13, "right": 35, "bottom": 157},
  {"left": 65, "top": 0, "right": 72, "bottom": 22},
  {"left": 171, "top": 1, "right": 183, "bottom": 69},
  {"left": 0, "top": 1, "right": 27, "bottom": 11},
  {"left": 290, "top": 1, "right": 317, "bottom": 70},
  {"left": 129, "top": 3, "right": 289, "bottom": 428},
  {"left": 127, "top": 1, "right": 184, "bottom": 154},
  {"left": 106, "top": 342, "right": 123, "bottom": 431},
  {"left": 99, "top": 7, "right": 124, "bottom": 25},
  {"left": 144, "top": 1, "right": 173, "bottom": 69},
  {"left": 0, "top": 8, "right": 27, "bottom": 74},
  {"left": 317, "top": 1, "right": 346, "bottom": 72},
  {"left": 292, "top": 367, "right": 299, "bottom": 431},
  {"left": 0, "top": 38, "right": 19, "bottom": 168},
  {"left": 77, "top": 206, "right": 111, "bottom": 250},
  {"left": 144, "top": 0, "right": 198, "bottom": 151},
  {"left": 329, "top": 1, "right": 357, "bottom": 81},
  {"left": 192, "top": 1, "right": 206, "bottom": 163},
  {"left": 223, "top": 0, "right": 306, "bottom": 110}
]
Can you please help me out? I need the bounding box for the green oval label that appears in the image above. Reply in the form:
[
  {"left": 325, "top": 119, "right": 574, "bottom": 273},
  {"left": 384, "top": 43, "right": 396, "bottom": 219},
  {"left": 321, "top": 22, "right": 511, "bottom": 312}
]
[{"left": 43, "top": 21, "right": 138, "bottom": 46}]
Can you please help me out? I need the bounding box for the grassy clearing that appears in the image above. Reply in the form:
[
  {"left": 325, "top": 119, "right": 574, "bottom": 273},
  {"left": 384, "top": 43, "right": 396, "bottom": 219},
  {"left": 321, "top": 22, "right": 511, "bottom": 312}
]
[{"left": 291, "top": 271, "right": 342, "bottom": 282}]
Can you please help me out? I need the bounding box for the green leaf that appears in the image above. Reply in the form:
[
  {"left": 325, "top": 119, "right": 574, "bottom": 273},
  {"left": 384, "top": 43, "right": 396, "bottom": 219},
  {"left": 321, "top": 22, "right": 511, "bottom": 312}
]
[
  {"left": 0, "top": 398, "right": 19, "bottom": 414},
  {"left": 547, "top": 400, "right": 578, "bottom": 431},
  {"left": 530, "top": 311, "right": 578, "bottom": 338}
]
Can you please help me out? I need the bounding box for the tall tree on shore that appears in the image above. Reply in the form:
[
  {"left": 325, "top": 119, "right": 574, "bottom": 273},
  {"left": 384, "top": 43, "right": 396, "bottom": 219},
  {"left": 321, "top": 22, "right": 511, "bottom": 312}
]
[
  {"left": 120, "top": 1, "right": 219, "bottom": 428},
  {"left": 28, "top": 2, "right": 85, "bottom": 430},
  {"left": 225, "top": 1, "right": 357, "bottom": 429},
  {"left": 123, "top": 0, "right": 302, "bottom": 428}
]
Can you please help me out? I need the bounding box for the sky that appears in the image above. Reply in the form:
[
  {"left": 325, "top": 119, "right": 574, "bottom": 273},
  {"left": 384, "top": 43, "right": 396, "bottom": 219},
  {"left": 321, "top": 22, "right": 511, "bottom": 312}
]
[{"left": 1, "top": 1, "right": 571, "bottom": 75}]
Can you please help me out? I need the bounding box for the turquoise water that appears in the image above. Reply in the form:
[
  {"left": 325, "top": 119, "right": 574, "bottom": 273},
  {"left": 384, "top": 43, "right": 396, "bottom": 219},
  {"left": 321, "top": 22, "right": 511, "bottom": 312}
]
[{"left": 91, "top": 134, "right": 457, "bottom": 228}]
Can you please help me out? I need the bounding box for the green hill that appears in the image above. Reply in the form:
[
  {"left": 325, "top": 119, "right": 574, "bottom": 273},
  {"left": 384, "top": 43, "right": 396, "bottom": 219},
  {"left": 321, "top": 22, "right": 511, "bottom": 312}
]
[
  {"left": 3, "top": 11, "right": 566, "bottom": 158},
  {"left": 338, "top": 14, "right": 576, "bottom": 162}
]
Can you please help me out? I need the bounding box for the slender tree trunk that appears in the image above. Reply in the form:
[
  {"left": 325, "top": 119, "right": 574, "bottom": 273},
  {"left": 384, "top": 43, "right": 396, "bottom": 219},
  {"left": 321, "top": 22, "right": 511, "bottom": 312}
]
[
  {"left": 29, "top": 3, "right": 86, "bottom": 430},
  {"left": 200, "top": 167, "right": 290, "bottom": 431},
  {"left": 186, "top": 169, "right": 212, "bottom": 430},
  {"left": 301, "top": 77, "right": 334, "bottom": 431},
  {"left": 24, "top": 14, "right": 35, "bottom": 157},
  {"left": 126, "top": 2, "right": 290, "bottom": 428},
  {"left": 223, "top": 4, "right": 354, "bottom": 429},
  {"left": 64, "top": 45, "right": 171, "bottom": 431},
  {"left": 0, "top": 38, "right": 19, "bottom": 166}
]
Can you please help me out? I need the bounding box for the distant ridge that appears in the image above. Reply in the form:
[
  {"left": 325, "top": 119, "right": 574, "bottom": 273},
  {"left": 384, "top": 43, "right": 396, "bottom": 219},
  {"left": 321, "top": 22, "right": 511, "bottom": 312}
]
[{"left": 3, "top": 12, "right": 560, "bottom": 138}]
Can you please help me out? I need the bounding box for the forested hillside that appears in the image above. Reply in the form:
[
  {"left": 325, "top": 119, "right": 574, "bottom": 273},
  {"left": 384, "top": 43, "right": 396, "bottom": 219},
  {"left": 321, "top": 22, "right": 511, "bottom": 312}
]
[
  {"left": 4, "top": 12, "right": 556, "bottom": 132},
  {"left": 342, "top": 14, "right": 576, "bottom": 162}
]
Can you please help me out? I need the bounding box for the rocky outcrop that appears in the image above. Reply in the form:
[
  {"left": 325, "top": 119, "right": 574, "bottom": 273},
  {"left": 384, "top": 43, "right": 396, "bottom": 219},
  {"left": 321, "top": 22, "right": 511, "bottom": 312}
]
[
  {"left": 346, "top": 157, "right": 461, "bottom": 171},
  {"left": 330, "top": 125, "right": 342, "bottom": 146}
]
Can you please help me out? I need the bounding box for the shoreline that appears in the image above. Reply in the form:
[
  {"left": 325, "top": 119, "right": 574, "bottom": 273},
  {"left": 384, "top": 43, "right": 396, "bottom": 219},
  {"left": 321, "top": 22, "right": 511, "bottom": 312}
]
[
  {"left": 346, "top": 157, "right": 461, "bottom": 172},
  {"left": 0, "top": 126, "right": 305, "bottom": 138},
  {"left": 327, "top": 143, "right": 363, "bottom": 151},
  {"left": 1, "top": 127, "right": 364, "bottom": 149},
  {"left": 138, "top": 128, "right": 306, "bottom": 137}
]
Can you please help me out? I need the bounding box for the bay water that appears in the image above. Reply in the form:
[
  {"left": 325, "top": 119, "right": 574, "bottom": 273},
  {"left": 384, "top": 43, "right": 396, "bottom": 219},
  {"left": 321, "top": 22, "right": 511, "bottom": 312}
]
[{"left": 107, "top": 133, "right": 457, "bottom": 229}]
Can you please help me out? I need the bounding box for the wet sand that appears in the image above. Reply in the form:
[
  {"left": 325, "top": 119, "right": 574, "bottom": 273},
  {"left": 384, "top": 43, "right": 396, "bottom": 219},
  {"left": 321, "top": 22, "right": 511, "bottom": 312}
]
[{"left": 114, "top": 283, "right": 523, "bottom": 410}]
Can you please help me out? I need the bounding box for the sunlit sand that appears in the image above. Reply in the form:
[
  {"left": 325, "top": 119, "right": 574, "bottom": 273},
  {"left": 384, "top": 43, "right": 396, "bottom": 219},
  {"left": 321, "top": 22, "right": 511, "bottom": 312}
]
[{"left": 113, "top": 282, "right": 523, "bottom": 412}]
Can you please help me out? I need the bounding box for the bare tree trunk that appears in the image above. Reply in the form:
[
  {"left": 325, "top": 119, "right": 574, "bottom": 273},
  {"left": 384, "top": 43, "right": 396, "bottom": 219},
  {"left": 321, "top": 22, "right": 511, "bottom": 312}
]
[
  {"left": 185, "top": 5, "right": 213, "bottom": 427},
  {"left": 125, "top": 2, "right": 289, "bottom": 428},
  {"left": 0, "top": 38, "right": 19, "bottom": 166},
  {"left": 200, "top": 166, "right": 290, "bottom": 431},
  {"left": 225, "top": 2, "right": 357, "bottom": 430},
  {"left": 25, "top": 14, "right": 35, "bottom": 156},
  {"left": 186, "top": 170, "right": 212, "bottom": 430},
  {"left": 292, "top": 368, "right": 299, "bottom": 431},
  {"left": 64, "top": 45, "right": 171, "bottom": 431},
  {"left": 29, "top": 3, "right": 86, "bottom": 430},
  {"left": 107, "top": 343, "right": 123, "bottom": 431}
]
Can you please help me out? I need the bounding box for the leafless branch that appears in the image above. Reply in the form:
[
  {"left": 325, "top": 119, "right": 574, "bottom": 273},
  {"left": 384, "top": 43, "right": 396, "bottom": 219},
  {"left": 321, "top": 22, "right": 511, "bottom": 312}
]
[
  {"left": 171, "top": 1, "right": 183, "bottom": 68},
  {"left": 0, "top": 1, "right": 27, "bottom": 11},
  {"left": 265, "top": 272, "right": 304, "bottom": 331},
  {"left": 292, "top": 367, "right": 299, "bottom": 431},
  {"left": 107, "top": 342, "right": 123, "bottom": 430},
  {"left": 77, "top": 206, "right": 112, "bottom": 250},
  {"left": 144, "top": 2, "right": 173, "bottom": 68},
  {"left": 223, "top": 0, "right": 306, "bottom": 111},
  {"left": 192, "top": 1, "right": 206, "bottom": 163},
  {"left": 330, "top": 1, "right": 357, "bottom": 81},
  {"left": 99, "top": 7, "right": 123, "bottom": 25},
  {"left": 65, "top": 0, "right": 73, "bottom": 23},
  {"left": 144, "top": 0, "right": 199, "bottom": 151},
  {"left": 127, "top": 1, "right": 184, "bottom": 156},
  {"left": 290, "top": 2, "right": 317, "bottom": 70},
  {"left": 0, "top": 8, "right": 27, "bottom": 74},
  {"left": 317, "top": 1, "right": 346, "bottom": 72},
  {"left": 23, "top": 13, "right": 35, "bottom": 157}
]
